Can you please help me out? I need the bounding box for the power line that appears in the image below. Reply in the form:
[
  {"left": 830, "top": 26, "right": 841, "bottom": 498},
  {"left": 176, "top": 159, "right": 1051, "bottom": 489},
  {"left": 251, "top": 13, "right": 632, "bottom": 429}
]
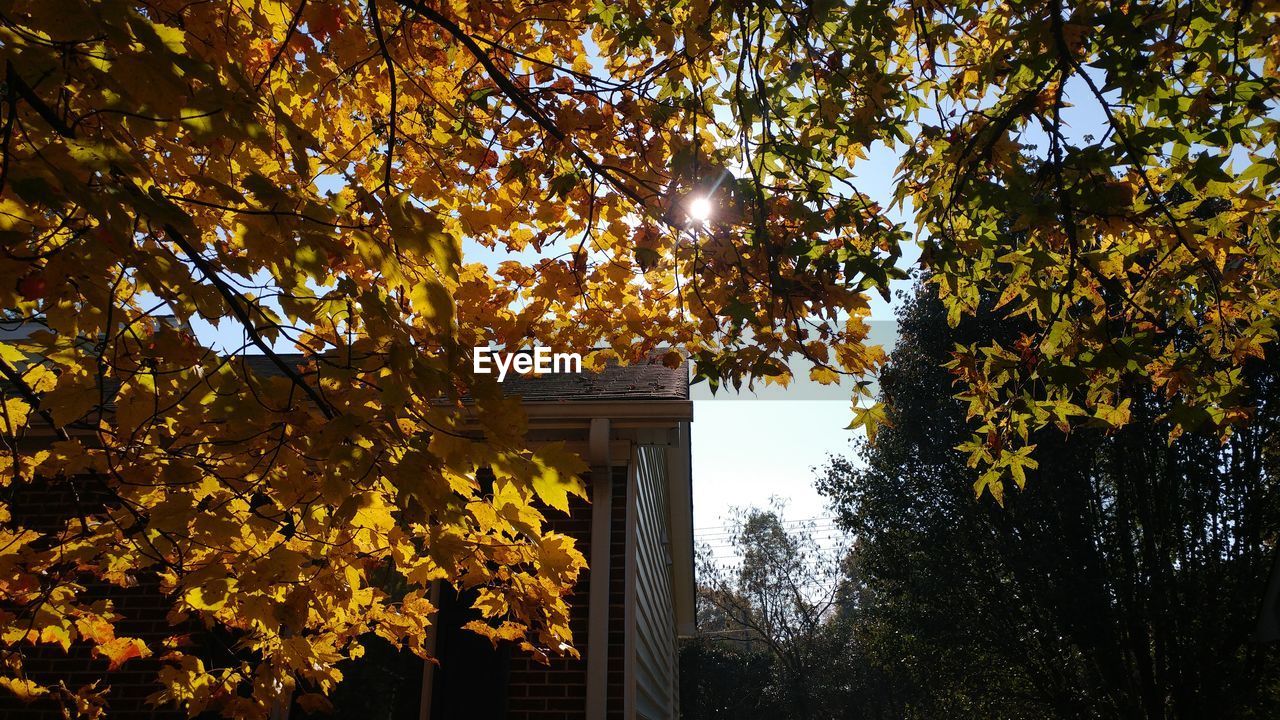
[
  {"left": 695, "top": 525, "right": 841, "bottom": 539},
  {"left": 693, "top": 515, "right": 838, "bottom": 531}
]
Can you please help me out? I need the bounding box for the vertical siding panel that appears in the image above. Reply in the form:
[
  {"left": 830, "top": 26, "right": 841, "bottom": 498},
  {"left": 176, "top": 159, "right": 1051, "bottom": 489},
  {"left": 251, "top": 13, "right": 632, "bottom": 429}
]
[{"left": 632, "top": 447, "right": 677, "bottom": 719}]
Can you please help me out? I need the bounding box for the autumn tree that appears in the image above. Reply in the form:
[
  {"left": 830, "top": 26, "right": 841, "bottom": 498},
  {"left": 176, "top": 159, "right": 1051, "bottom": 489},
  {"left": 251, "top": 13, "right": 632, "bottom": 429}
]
[
  {"left": 905, "top": 0, "right": 1280, "bottom": 500},
  {"left": 0, "top": 0, "right": 1277, "bottom": 716}
]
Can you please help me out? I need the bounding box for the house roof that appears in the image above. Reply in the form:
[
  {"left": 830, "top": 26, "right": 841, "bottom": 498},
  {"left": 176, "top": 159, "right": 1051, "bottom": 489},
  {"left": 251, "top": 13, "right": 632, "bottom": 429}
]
[
  {"left": 1, "top": 317, "right": 690, "bottom": 404},
  {"left": 3, "top": 351, "right": 689, "bottom": 420},
  {"left": 494, "top": 359, "right": 690, "bottom": 402},
  {"left": 237, "top": 353, "right": 690, "bottom": 403}
]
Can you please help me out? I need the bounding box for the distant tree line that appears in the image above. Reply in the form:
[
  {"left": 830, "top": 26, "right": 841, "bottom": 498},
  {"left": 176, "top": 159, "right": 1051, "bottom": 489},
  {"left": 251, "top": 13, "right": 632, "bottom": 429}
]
[
  {"left": 681, "top": 283, "right": 1280, "bottom": 719},
  {"left": 687, "top": 503, "right": 858, "bottom": 720}
]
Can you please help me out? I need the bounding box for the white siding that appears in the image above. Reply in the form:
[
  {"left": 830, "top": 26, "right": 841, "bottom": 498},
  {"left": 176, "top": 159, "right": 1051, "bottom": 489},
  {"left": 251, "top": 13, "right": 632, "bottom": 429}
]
[{"left": 633, "top": 446, "right": 678, "bottom": 719}]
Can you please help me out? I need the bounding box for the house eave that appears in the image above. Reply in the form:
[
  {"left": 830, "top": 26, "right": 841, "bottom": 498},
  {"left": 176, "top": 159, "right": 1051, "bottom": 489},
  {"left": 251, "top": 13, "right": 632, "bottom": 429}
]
[{"left": 518, "top": 399, "right": 693, "bottom": 423}]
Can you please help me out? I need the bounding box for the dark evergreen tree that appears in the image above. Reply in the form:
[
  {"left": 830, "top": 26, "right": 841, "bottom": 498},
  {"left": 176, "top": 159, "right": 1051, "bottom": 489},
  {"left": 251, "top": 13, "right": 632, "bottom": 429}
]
[{"left": 817, "top": 283, "right": 1280, "bottom": 719}]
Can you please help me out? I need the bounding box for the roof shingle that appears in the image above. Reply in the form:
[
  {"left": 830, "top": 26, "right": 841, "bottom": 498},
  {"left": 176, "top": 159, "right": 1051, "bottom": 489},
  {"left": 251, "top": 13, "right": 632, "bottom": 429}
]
[{"left": 241, "top": 353, "right": 689, "bottom": 403}]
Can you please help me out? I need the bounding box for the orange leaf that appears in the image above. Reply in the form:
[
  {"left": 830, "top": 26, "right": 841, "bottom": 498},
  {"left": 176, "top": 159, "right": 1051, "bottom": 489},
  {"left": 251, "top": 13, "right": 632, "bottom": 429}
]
[{"left": 95, "top": 637, "right": 150, "bottom": 670}]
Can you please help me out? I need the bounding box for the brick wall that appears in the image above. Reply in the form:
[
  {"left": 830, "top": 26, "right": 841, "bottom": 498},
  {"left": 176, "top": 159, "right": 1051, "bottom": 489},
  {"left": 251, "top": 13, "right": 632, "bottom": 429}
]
[
  {"left": 0, "top": 475, "right": 184, "bottom": 719},
  {"left": 3, "top": 466, "right": 638, "bottom": 720},
  {"left": 505, "top": 466, "right": 629, "bottom": 720},
  {"left": 606, "top": 465, "right": 627, "bottom": 720}
]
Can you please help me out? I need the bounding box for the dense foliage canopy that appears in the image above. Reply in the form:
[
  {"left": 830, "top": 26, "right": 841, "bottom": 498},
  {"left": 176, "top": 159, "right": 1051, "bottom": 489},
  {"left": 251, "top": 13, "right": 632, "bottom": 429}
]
[{"left": 0, "top": 0, "right": 1277, "bottom": 715}]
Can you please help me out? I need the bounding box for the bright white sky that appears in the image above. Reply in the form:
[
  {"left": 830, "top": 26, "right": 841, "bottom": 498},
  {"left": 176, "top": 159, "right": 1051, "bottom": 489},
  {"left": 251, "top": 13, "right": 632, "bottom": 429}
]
[
  {"left": 689, "top": 142, "right": 909, "bottom": 548},
  {"left": 689, "top": 331, "right": 899, "bottom": 538}
]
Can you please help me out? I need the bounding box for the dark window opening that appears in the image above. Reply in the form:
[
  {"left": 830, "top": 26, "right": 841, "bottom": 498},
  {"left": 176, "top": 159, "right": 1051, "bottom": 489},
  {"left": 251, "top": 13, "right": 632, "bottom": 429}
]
[
  {"left": 310, "top": 634, "right": 424, "bottom": 720},
  {"left": 428, "top": 584, "right": 511, "bottom": 719}
]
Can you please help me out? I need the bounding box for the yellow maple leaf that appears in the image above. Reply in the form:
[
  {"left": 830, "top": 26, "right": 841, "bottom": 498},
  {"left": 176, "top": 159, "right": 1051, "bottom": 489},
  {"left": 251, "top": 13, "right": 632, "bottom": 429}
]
[{"left": 526, "top": 443, "right": 588, "bottom": 513}]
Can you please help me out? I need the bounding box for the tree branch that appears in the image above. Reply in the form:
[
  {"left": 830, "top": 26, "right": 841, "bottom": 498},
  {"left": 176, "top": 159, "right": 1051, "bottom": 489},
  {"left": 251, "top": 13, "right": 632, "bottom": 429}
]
[
  {"left": 9, "top": 65, "right": 342, "bottom": 423},
  {"left": 394, "top": 0, "right": 656, "bottom": 211},
  {"left": 162, "top": 225, "right": 337, "bottom": 420},
  {"left": 255, "top": 0, "right": 309, "bottom": 91},
  {"left": 368, "top": 0, "right": 398, "bottom": 192},
  {"left": 0, "top": 358, "right": 70, "bottom": 442}
]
